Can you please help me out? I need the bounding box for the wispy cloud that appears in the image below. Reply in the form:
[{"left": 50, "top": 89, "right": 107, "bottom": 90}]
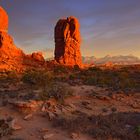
[{"left": 1, "top": 0, "right": 140, "bottom": 57}]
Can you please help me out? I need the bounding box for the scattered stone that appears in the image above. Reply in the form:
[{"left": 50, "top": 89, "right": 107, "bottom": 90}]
[
  {"left": 97, "top": 95, "right": 110, "bottom": 101},
  {"left": 9, "top": 100, "right": 43, "bottom": 112},
  {"left": 43, "top": 133, "right": 54, "bottom": 139},
  {"left": 131, "top": 103, "right": 140, "bottom": 109},
  {"left": 81, "top": 101, "right": 90, "bottom": 106},
  {"left": 102, "top": 108, "right": 108, "bottom": 112},
  {"left": 39, "top": 128, "right": 49, "bottom": 133},
  {"left": 23, "top": 113, "right": 33, "bottom": 121},
  {"left": 111, "top": 94, "right": 116, "bottom": 99},
  {"left": 10, "top": 119, "right": 22, "bottom": 130},
  {"left": 111, "top": 107, "right": 117, "bottom": 112},
  {"left": 47, "top": 111, "right": 56, "bottom": 120},
  {"left": 125, "top": 124, "right": 132, "bottom": 129},
  {"left": 84, "top": 106, "right": 92, "bottom": 110},
  {"left": 71, "top": 132, "right": 79, "bottom": 139}
]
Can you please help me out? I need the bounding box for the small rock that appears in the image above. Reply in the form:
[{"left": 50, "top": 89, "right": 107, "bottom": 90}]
[
  {"left": 39, "top": 128, "right": 49, "bottom": 133},
  {"left": 111, "top": 94, "right": 116, "bottom": 99},
  {"left": 97, "top": 95, "right": 110, "bottom": 101},
  {"left": 43, "top": 133, "right": 54, "bottom": 139},
  {"left": 81, "top": 101, "right": 90, "bottom": 106},
  {"left": 85, "top": 106, "right": 92, "bottom": 110},
  {"left": 131, "top": 103, "right": 140, "bottom": 109},
  {"left": 102, "top": 108, "right": 108, "bottom": 112},
  {"left": 10, "top": 119, "right": 22, "bottom": 130},
  {"left": 111, "top": 107, "right": 117, "bottom": 112},
  {"left": 23, "top": 114, "right": 33, "bottom": 120},
  {"left": 47, "top": 112, "right": 56, "bottom": 120},
  {"left": 71, "top": 132, "right": 79, "bottom": 139},
  {"left": 9, "top": 100, "right": 43, "bottom": 112},
  {"left": 125, "top": 124, "right": 132, "bottom": 129}
]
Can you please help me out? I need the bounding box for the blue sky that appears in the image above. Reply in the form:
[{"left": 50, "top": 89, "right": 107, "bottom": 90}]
[{"left": 0, "top": 0, "right": 140, "bottom": 58}]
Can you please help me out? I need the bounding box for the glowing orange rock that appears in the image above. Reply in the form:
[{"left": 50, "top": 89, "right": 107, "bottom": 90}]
[
  {"left": 0, "top": 6, "right": 8, "bottom": 32},
  {"left": 0, "top": 6, "right": 45, "bottom": 72},
  {"left": 31, "top": 52, "right": 45, "bottom": 62},
  {"left": 0, "top": 6, "right": 23, "bottom": 58},
  {"left": 54, "top": 16, "right": 82, "bottom": 66}
]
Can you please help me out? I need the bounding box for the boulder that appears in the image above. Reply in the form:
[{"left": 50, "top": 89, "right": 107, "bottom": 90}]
[{"left": 31, "top": 52, "right": 45, "bottom": 62}]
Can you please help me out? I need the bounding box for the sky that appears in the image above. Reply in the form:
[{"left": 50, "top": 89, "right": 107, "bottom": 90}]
[{"left": 0, "top": 0, "right": 140, "bottom": 58}]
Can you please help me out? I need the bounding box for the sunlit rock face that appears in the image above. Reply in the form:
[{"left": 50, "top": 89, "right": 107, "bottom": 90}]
[
  {"left": 0, "top": 7, "right": 8, "bottom": 32},
  {"left": 0, "top": 6, "right": 45, "bottom": 72},
  {"left": 54, "top": 16, "right": 82, "bottom": 66},
  {"left": 0, "top": 6, "right": 24, "bottom": 70}
]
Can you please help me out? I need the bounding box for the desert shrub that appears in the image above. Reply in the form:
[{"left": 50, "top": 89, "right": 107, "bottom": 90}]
[
  {"left": 22, "top": 70, "right": 53, "bottom": 87},
  {"left": 53, "top": 112, "right": 140, "bottom": 140},
  {"left": 88, "top": 66, "right": 101, "bottom": 72},
  {"left": 0, "top": 119, "right": 12, "bottom": 137},
  {"left": 69, "top": 74, "right": 77, "bottom": 80},
  {"left": 6, "top": 70, "right": 19, "bottom": 82},
  {"left": 53, "top": 65, "right": 69, "bottom": 74},
  {"left": 73, "top": 65, "right": 80, "bottom": 71},
  {"left": 79, "top": 67, "right": 139, "bottom": 91},
  {"left": 135, "top": 125, "right": 140, "bottom": 135},
  {"left": 40, "top": 82, "right": 73, "bottom": 102},
  {"left": 84, "top": 76, "right": 98, "bottom": 85}
]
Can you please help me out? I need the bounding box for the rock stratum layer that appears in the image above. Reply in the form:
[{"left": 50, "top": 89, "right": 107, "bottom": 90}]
[
  {"left": 0, "top": 6, "right": 45, "bottom": 72},
  {"left": 54, "top": 16, "right": 82, "bottom": 66}
]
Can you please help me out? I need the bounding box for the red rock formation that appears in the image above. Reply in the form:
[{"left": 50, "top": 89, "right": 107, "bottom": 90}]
[
  {"left": 0, "top": 6, "right": 45, "bottom": 72},
  {"left": 54, "top": 16, "right": 82, "bottom": 66},
  {"left": 0, "top": 7, "right": 8, "bottom": 32},
  {"left": 0, "top": 7, "right": 25, "bottom": 72},
  {"left": 31, "top": 52, "right": 45, "bottom": 62}
]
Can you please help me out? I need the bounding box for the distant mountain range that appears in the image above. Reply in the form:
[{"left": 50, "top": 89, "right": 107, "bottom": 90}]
[
  {"left": 46, "top": 55, "right": 140, "bottom": 65},
  {"left": 82, "top": 55, "right": 140, "bottom": 65}
]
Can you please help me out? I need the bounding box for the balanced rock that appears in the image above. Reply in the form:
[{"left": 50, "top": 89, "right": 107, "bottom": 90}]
[
  {"left": 0, "top": 7, "right": 8, "bottom": 32},
  {"left": 54, "top": 16, "right": 82, "bottom": 66}
]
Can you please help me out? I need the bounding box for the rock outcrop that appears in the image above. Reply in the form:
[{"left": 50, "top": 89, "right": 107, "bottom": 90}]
[
  {"left": 54, "top": 16, "right": 82, "bottom": 66},
  {"left": 0, "top": 7, "right": 8, "bottom": 32},
  {"left": 0, "top": 6, "right": 45, "bottom": 72}
]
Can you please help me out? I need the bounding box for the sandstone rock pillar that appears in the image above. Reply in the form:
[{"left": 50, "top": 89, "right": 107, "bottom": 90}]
[{"left": 54, "top": 16, "right": 82, "bottom": 66}]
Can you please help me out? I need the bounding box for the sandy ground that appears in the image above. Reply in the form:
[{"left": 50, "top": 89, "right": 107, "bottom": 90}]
[{"left": 0, "top": 83, "right": 140, "bottom": 140}]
